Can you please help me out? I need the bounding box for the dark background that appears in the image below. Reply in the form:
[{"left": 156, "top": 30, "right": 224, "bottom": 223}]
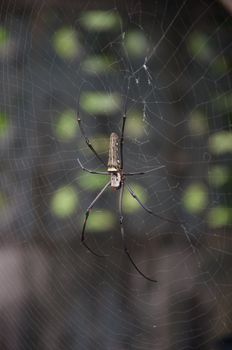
[{"left": 0, "top": 0, "right": 231, "bottom": 349}]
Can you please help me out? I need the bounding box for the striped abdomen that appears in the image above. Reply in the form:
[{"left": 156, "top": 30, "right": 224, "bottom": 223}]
[{"left": 107, "top": 133, "right": 120, "bottom": 172}]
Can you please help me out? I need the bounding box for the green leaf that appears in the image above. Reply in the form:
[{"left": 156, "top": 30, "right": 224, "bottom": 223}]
[
  {"left": 80, "top": 11, "right": 121, "bottom": 32},
  {"left": 54, "top": 109, "right": 77, "bottom": 141},
  {"left": 80, "top": 92, "right": 121, "bottom": 116},
  {"left": 87, "top": 210, "right": 115, "bottom": 232},
  {"left": 51, "top": 185, "right": 78, "bottom": 218},
  {"left": 208, "top": 207, "right": 232, "bottom": 228},
  {"left": 182, "top": 183, "right": 208, "bottom": 214},
  {"left": 123, "top": 183, "right": 147, "bottom": 213},
  {"left": 53, "top": 27, "right": 80, "bottom": 60},
  {"left": 208, "top": 131, "right": 232, "bottom": 155}
]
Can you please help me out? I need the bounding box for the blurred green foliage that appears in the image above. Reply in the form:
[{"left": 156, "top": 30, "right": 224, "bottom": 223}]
[
  {"left": 51, "top": 185, "right": 78, "bottom": 218},
  {"left": 80, "top": 92, "right": 121, "bottom": 115},
  {"left": 80, "top": 11, "right": 121, "bottom": 32},
  {"left": 187, "top": 31, "right": 229, "bottom": 77},
  {"left": 124, "top": 30, "right": 149, "bottom": 58},
  {"left": 53, "top": 27, "right": 81, "bottom": 60},
  {"left": 188, "top": 110, "right": 209, "bottom": 136},
  {"left": 0, "top": 26, "right": 10, "bottom": 49},
  {"left": 182, "top": 183, "right": 208, "bottom": 214},
  {"left": 55, "top": 109, "right": 77, "bottom": 141},
  {"left": 86, "top": 210, "right": 115, "bottom": 232},
  {"left": 82, "top": 55, "right": 114, "bottom": 74},
  {"left": 208, "top": 166, "right": 230, "bottom": 188},
  {"left": 208, "top": 131, "right": 232, "bottom": 155},
  {"left": 78, "top": 173, "right": 108, "bottom": 191},
  {"left": 186, "top": 29, "right": 231, "bottom": 228},
  {"left": 208, "top": 207, "right": 232, "bottom": 228},
  {"left": 213, "top": 93, "right": 232, "bottom": 113},
  {"left": 211, "top": 56, "right": 229, "bottom": 75},
  {"left": 125, "top": 110, "right": 145, "bottom": 139},
  {"left": 0, "top": 112, "right": 10, "bottom": 139},
  {"left": 188, "top": 32, "right": 213, "bottom": 63},
  {"left": 0, "top": 191, "right": 7, "bottom": 210}
]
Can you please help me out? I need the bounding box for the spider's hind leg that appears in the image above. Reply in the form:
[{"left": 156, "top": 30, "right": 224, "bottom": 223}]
[
  {"left": 119, "top": 182, "right": 157, "bottom": 283},
  {"left": 126, "top": 183, "right": 184, "bottom": 226},
  {"left": 81, "top": 181, "right": 111, "bottom": 257}
]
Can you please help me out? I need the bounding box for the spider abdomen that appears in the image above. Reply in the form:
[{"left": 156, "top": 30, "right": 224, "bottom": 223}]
[{"left": 107, "top": 132, "right": 120, "bottom": 172}]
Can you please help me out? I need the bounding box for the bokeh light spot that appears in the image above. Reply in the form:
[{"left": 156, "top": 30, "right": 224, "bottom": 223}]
[
  {"left": 80, "top": 92, "right": 121, "bottom": 116},
  {"left": 55, "top": 109, "right": 77, "bottom": 141},
  {"left": 53, "top": 27, "right": 80, "bottom": 60},
  {"left": 81, "top": 11, "right": 121, "bottom": 32},
  {"left": 124, "top": 30, "right": 149, "bottom": 58},
  {"left": 87, "top": 210, "right": 115, "bottom": 232},
  {"left": 0, "top": 112, "right": 10, "bottom": 139},
  {"left": 208, "top": 131, "right": 232, "bottom": 155},
  {"left": 182, "top": 183, "right": 208, "bottom": 214},
  {"left": 208, "top": 166, "right": 230, "bottom": 187},
  {"left": 51, "top": 186, "right": 78, "bottom": 218},
  {"left": 78, "top": 173, "right": 108, "bottom": 191},
  {"left": 208, "top": 207, "right": 232, "bottom": 228}
]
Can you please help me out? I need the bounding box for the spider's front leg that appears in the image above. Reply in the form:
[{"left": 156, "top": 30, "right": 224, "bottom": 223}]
[
  {"left": 77, "top": 158, "right": 108, "bottom": 175},
  {"left": 77, "top": 117, "right": 107, "bottom": 167}
]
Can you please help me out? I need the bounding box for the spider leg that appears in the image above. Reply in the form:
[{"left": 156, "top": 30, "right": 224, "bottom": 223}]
[
  {"left": 77, "top": 117, "right": 107, "bottom": 167},
  {"left": 124, "top": 165, "right": 165, "bottom": 176},
  {"left": 77, "top": 158, "right": 109, "bottom": 175},
  {"left": 126, "top": 184, "right": 184, "bottom": 226},
  {"left": 119, "top": 182, "right": 157, "bottom": 282},
  {"left": 81, "top": 181, "right": 111, "bottom": 257},
  {"left": 120, "top": 114, "right": 126, "bottom": 170},
  {"left": 120, "top": 79, "right": 131, "bottom": 170}
]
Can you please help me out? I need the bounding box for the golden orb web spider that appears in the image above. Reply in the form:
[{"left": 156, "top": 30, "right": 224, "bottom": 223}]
[{"left": 77, "top": 110, "right": 182, "bottom": 282}]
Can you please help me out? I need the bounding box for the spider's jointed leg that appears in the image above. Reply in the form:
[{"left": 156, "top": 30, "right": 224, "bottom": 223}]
[
  {"left": 81, "top": 181, "right": 111, "bottom": 257},
  {"left": 126, "top": 184, "right": 183, "bottom": 226},
  {"left": 77, "top": 158, "right": 108, "bottom": 175},
  {"left": 119, "top": 182, "right": 157, "bottom": 282},
  {"left": 120, "top": 114, "right": 127, "bottom": 169},
  {"left": 124, "top": 165, "right": 165, "bottom": 176},
  {"left": 120, "top": 78, "right": 131, "bottom": 169},
  {"left": 77, "top": 117, "right": 107, "bottom": 167}
]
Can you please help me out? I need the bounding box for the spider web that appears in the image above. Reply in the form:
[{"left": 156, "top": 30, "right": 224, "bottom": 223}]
[{"left": 0, "top": 0, "right": 231, "bottom": 349}]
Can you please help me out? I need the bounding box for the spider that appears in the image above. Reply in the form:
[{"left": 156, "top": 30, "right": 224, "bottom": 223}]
[{"left": 77, "top": 112, "right": 180, "bottom": 282}]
